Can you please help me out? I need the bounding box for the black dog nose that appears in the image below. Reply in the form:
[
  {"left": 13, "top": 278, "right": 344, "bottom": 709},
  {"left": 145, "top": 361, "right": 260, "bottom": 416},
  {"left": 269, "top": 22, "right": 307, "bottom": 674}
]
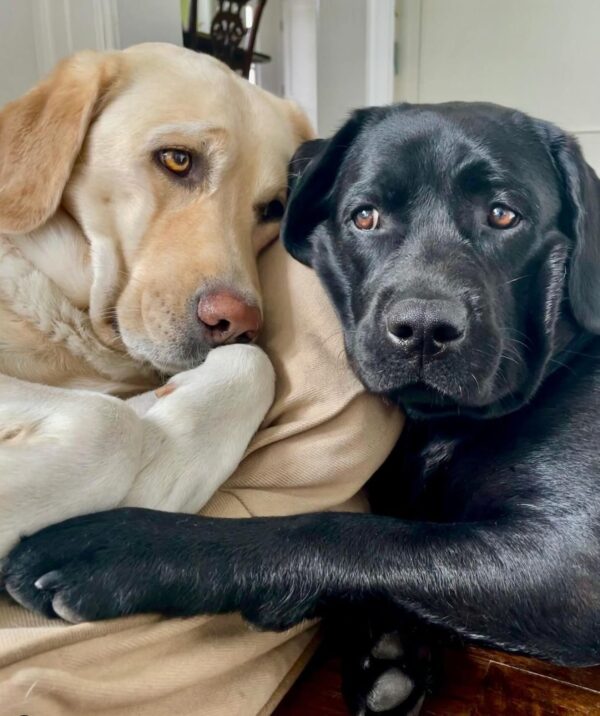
[{"left": 386, "top": 298, "right": 467, "bottom": 357}]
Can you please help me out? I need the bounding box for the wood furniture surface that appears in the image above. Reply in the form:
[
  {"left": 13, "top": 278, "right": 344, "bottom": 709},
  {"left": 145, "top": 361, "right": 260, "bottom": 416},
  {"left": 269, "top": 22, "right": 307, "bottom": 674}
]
[{"left": 275, "top": 645, "right": 600, "bottom": 715}]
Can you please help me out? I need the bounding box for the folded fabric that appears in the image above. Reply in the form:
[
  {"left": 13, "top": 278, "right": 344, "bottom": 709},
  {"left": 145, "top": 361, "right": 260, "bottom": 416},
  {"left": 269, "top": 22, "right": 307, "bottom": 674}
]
[{"left": 0, "top": 240, "right": 403, "bottom": 716}]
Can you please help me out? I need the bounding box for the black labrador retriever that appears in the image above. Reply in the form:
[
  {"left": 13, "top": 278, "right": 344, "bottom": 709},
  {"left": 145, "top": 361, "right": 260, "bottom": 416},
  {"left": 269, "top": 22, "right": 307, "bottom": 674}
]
[{"left": 4, "top": 102, "right": 600, "bottom": 714}]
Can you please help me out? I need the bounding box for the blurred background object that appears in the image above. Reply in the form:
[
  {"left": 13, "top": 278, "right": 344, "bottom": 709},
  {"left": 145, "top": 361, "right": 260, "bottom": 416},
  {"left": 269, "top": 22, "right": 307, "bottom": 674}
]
[
  {"left": 182, "top": 0, "right": 269, "bottom": 80},
  {"left": 0, "top": 0, "right": 598, "bottom": 167}
]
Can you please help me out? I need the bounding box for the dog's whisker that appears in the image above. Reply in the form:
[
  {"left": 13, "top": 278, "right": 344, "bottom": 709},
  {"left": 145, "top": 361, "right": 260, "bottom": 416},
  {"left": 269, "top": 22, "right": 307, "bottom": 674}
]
[
  {"left": 503, "top": 274, "right": 531, "bottom": 286},
  {"left": 548, "top": 357, "right": 576, "bottom": 375}
]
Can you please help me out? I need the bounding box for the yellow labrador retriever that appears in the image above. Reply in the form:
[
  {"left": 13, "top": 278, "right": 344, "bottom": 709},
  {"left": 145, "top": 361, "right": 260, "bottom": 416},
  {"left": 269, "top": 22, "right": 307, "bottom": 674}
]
[{"left": 0, "top": 43, "right": 311, "bottom": 557}]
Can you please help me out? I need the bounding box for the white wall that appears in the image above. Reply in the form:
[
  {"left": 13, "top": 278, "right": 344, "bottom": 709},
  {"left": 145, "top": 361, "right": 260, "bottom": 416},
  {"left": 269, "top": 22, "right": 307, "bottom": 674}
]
[
  {"left": 0, "top": 1, "right": 41, "bottom": 105},
  {"left": 281, "top": 0, "right": 318, "bottom": 130},
  {"left": 254, "top": 0, "right": 284, "bottom": 97},
  {"left": 282, "top": 0, "right": 394, "bottom": 136},
  {"left": 0, "top": 0, "right": 182, "bottom": 107},
  {"left": 395, "top": 0, "right": 600, "bottom": 171},
  {"left": 317, "top": 0, "right": 368, "bottom": 136},
  {"left": 116, "top": 0, "right": 181, "bottom": 48}
]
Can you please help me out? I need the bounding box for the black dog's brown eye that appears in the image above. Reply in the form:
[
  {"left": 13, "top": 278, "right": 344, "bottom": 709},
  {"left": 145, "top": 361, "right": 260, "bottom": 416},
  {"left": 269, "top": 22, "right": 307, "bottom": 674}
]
[
  {"left": 260, "top": 199, "right": 285, "bottom": 223},
  {"left": 488, "top": 204, "right": 520, "bottom": 229},
  {"left": 157, "top": 148, "right": 192, "bottom": 176},
  {"left": 353, "top": 207, "right": 380, "bottom": 231}
]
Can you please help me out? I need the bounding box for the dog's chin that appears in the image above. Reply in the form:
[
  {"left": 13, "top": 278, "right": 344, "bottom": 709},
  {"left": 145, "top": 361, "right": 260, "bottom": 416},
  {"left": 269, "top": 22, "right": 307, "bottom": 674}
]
[
  {"left": 120, "top": 332, "right": 210, "bottom": 376},
  {"left": 348, "top": 327, "right": 516, "bottom": 417},
  {"left": 392, "top": 382, "right": 459, "bottom": 414},
  {"left": 357, "top": 362, "right": 525, "bottom": 419},
  {"left": 350, "top": 351, "right": 500, "bottom": 417}
]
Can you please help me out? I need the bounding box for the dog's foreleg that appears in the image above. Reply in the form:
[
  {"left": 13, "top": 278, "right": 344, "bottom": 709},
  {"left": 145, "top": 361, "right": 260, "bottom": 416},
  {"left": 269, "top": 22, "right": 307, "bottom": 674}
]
[
  {"left": 0, "top": 376, "right": 144, "bottom": 557},
  {"left": 121, "top": 344, "right": 275, "bottom": 512},
  {"left": 219, "top": 511, "right": 598, "bottom": 667}
]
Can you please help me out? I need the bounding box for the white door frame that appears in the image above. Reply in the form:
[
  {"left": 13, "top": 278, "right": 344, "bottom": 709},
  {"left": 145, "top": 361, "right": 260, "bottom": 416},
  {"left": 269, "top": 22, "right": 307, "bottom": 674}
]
[
  {"left": 282, "top": 0, "right": 395, "bottom": 134},
  {"left": 394, "top": 0, "right": 423, "bottom": 103},
  {"left": 281, "top": 0, "right": 319, "bottom": 131},
  {"left": 365, "top": 0, "right": 395, "bottom": 106}
]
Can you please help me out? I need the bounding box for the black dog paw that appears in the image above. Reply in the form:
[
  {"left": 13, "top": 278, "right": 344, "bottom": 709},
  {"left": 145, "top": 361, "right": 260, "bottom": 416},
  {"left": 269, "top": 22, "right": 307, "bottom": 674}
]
[
  {"left": 343, "top": 630, "right": 431, "bottom": 715},
  {"left": 2, "top": 508, "right": 320, "bottom": 627},
  {"left": 1, "top": 543, "right": 57, "bottom": 618},
  {"left": 3, "top": 508, "right": 328, "bottom": 630},
  {"left": 2, "top": 509, "right": 202, "bottom": 622},
  {"left": 6, "top": 558, "right": 131, "bottom": 623}
]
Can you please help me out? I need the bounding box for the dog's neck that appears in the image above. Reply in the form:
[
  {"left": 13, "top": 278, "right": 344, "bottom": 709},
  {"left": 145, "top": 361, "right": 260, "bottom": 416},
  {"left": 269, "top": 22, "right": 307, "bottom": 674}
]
[
  {"left": 14, "top": 209, "right": 93, "bottom": 309},
  {"left": 0, "top": 212, "right": 157, "bottom": 395}
]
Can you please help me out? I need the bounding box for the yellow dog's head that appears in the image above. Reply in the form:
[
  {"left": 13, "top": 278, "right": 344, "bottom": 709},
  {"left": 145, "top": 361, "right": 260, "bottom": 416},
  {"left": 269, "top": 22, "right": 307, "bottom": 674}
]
[{"left": 0, "top": 43, "right": 312, "bottom": 373}]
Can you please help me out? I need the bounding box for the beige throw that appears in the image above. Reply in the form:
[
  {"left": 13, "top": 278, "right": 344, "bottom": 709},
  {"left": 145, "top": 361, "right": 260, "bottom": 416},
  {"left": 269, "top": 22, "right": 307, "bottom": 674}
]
[{"left": 0, "top": 240, "right": 403, "bottom": 716}]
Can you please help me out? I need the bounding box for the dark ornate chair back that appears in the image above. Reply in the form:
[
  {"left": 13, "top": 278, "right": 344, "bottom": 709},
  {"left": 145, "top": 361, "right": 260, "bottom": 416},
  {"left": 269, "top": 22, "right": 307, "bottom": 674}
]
[
  {"left": 184, "top": 0, "right": 268, "bottom": 79},
  {"left": 210, "top": 1, "right": 247, "bottom": 67}
]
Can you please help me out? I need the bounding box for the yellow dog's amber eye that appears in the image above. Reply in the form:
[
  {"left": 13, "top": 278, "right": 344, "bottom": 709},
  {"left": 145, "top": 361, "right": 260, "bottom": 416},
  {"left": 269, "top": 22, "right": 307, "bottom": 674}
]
[
  {"left": 158, "top": 149, "right": 192, "bottom": 176},
  {"left": 353, "top": 206, "right": 380, "bottom": 231},
  {"left": 488, "top": 204, "right": 520, "bottom": 229}
]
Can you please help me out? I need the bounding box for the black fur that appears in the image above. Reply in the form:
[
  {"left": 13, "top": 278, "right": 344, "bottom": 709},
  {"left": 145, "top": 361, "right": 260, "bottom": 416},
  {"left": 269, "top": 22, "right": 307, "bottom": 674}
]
[{"left": 3, "top": 103, "right": 600, "bottom": 713}]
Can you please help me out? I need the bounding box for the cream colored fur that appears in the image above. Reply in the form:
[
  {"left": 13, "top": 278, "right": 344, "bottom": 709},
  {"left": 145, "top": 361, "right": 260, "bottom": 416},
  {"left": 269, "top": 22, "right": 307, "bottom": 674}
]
[{"left": 0, "top": 44, "right": 312, "bottom": 558}]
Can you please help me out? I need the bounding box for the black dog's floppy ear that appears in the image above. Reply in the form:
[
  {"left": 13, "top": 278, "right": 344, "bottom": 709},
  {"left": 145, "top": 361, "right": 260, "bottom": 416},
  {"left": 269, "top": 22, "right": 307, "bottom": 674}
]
[
  {"left": 282, "top": 108, "right": 379, "bottom": 266},
  {"left": 538, "top": 122, "right": 600, "bottom": 333},
  {"left": 287, "top": 138, "right": 328, "bottom": 195}
]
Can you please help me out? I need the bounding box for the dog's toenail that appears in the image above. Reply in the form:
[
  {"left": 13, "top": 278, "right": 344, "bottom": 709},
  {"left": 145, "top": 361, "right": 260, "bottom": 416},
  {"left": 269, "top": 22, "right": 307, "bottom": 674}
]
[{"left": 35, "top": 570, "right": 61, "bottom": 590}]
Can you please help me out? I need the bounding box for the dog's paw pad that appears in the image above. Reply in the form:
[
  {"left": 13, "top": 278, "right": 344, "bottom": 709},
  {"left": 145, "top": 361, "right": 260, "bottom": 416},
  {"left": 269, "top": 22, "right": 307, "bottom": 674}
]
[
  {"left": 371, "top": 631, "right": 404, "bottom": 660},
  {"left": 154, "top": 382, "right": 177, "bottom": 398},
  {"left": 366, "top": 668, "right": 415, "bottom": 712},
  {"left": 343, "top": 628, "right": 431, "bottom": 715}
]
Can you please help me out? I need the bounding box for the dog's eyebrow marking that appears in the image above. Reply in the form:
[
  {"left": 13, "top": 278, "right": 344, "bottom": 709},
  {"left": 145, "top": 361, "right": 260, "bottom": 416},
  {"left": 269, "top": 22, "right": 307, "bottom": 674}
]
[
  {"left": 145, "top": 121, "right": 227, "bottom": 147},
  {"left": 454, "top": 157, "right": 504, "bottom": 185}
]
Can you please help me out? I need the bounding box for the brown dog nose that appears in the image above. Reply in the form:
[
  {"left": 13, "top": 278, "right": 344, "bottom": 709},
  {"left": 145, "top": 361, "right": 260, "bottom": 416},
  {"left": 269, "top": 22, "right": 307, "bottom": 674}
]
[{"left": 197, "top": 291, "right": 262, "bottom": 346}]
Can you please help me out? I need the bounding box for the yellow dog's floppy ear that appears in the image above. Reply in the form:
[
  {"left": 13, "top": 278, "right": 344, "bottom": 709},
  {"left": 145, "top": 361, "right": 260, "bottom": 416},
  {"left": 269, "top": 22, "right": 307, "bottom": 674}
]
[
  {"left": 0, "top": 51, "right": 121, "bottom": 234},
  {"left": 285, "top": 100, "right": 316, "bottom": 143}
]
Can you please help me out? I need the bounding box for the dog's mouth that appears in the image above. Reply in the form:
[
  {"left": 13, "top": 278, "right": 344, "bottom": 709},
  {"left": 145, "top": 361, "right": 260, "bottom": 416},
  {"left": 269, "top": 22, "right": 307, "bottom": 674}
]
[
  {"left": 109, "top": 315, "right": 195, "bottom": 375},
  {"left": 387, "top": 380, "right": 468, "bottom": 418},
  {"left": 117, "top": 329, "right": 212, "bottom": 376},
  {"left": 349, "top": 306, "right": 514, "bottom": 414},
  {"left": 350, "top": 342, "right": 508, "bottom": 416},
  {"left": 352, "top": 353, "right": 469, "bottom": 408},
  {"left": 354, "top": 343, "right": 529, "bottom": 418},
  {"left": 393, "top": 381, "right": 453, "bottom": 406}
]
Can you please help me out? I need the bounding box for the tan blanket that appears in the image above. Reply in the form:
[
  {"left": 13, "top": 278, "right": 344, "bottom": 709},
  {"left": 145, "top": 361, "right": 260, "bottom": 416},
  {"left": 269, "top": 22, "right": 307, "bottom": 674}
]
[{"left": 0, "top": 240, "right": 403, "bottom": 716}]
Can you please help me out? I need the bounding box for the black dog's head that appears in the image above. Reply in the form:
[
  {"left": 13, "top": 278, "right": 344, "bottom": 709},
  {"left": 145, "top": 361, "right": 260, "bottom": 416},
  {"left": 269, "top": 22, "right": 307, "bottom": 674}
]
[{"left": 282, "top": 103, "right": 600, "bottom": 419}]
